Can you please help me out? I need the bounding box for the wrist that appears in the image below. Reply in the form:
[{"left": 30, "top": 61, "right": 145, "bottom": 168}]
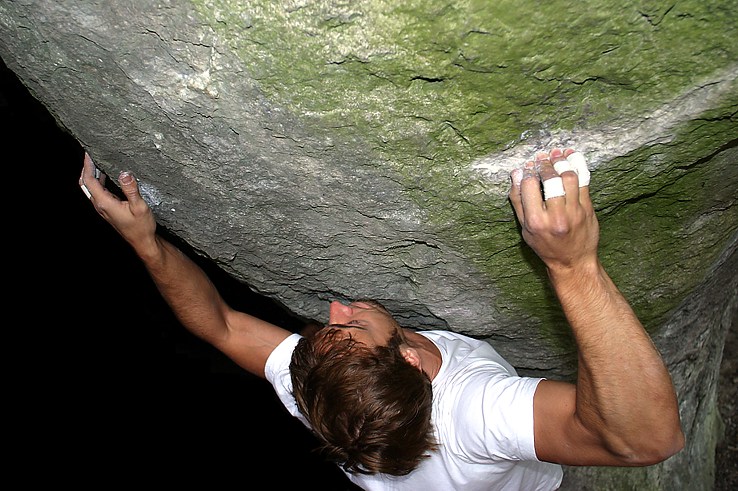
[
  {"left": 546, "top": 258, "right": 604, "bottom": 289},
  {"left": 133, "top": 234, "right": 165, "bottom": 264}
]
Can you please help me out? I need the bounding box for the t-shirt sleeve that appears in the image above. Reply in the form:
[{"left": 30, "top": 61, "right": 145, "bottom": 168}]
[
  {"left": 449, "top": 367, "right": 544, "bottom": 463},
  {"left": 264, "top": 333, "right": 310, "bottom": 426}
]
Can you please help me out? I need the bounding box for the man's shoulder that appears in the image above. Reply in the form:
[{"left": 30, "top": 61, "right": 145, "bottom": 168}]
[
  {"left": 418, "top": 329, "right": 478, "bottom": 343},
  {"left": 419, "top": 330, "right": 493, "bottom": 353},
  {"left": 265, "top": 332, "right": 302, "bottom": 378},
  {"left": 420, "top": 330, "right": 519, "bottom": 379}
]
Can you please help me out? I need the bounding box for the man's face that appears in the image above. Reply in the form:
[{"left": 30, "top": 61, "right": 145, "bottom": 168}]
[{"left": 323, "top": 299, "right": 401, "bottom": 347}]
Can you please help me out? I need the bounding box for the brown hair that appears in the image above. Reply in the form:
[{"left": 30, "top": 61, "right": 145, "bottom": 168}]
[{"left": 290, "top": 327, "right": 437, "bottom": 476}]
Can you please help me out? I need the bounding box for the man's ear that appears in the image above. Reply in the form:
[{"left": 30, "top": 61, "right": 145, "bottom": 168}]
[{"left": 401, "top": 346, "right": 422, "bottom": 370}]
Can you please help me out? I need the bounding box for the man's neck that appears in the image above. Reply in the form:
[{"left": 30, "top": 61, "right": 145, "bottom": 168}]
[{"left": 404, "top": 329, "right": 442, "bottom": 381}]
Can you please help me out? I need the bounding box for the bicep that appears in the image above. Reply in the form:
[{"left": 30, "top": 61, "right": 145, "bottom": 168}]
[
  {"left": 214, "top": 308, "right": 292, "bottom": 379},
  {"left": 533, "top": 380, "right": 632, "bottom": 466}
]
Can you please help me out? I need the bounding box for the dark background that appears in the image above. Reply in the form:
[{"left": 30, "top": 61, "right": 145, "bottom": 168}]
[
  {"left": 2, "top": 56, "right": 360, "bottom": 488},
  {"left": 3, "top": 55, "right": 734, "bottom": 489}
]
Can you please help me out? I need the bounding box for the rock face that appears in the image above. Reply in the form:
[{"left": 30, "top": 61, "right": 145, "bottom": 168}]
[{"left": 1, "top": 1, "right": 735, "bottom": 488}]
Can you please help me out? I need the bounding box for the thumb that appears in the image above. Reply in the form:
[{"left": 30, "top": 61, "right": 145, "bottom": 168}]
[{"left": 117, "top": 171, "right": 143, "bottom": 204}]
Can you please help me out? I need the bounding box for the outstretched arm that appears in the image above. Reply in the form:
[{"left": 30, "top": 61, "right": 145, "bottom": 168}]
[
  {"left": 79, "top": 153, "right": 291, "bottom": 378},
  {"left": 508, "top": 148, "right": 684, "bottom": 466}
]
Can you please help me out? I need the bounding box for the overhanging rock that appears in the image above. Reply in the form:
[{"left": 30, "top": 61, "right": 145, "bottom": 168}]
[{"left": 1, "top": 2, "right": 736, "bottom": 489}]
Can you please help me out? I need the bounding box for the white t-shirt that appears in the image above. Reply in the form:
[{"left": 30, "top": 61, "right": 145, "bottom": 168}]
[{"left": 265, "top": 331, "right": 563, "bottom": 491}]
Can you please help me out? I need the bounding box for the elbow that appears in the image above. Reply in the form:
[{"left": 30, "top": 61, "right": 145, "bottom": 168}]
[
  {"left": 650, "top": 427, "right": 686, "bottom": 464},
  {"left": 623, "top": 427, "right": 686, "bottom": 466}
]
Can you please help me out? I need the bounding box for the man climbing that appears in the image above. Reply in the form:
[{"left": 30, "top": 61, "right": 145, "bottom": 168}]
[{"left": 79, "top": 147, "right": 684, "bottom": 490}]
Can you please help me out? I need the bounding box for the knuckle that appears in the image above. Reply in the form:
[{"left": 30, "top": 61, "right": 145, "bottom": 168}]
[
  {"left": 551, "top": 220, "right": 570, "bottom": 235},
  {"left": 525, "top": 215, "right": 545, "bottom": 232},
  {"left": 542, "top": 214, "right": 570, "bottom": 236}
]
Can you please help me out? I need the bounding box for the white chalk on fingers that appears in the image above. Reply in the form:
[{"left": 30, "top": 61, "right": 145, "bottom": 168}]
[
  {"left": 543, "top": 176, "right": 565, "bottom": 200},
  {"left": 566, "top": 152, "right": 590, "bottom": 186},
  {"left": 511, "top": 168, "right": 524, "bottom": 186},
  {"left": 80, "top": 183, "right": 92, "bottom": 199}
]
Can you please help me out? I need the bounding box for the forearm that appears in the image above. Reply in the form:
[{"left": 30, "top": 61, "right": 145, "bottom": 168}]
[
  {"left": 135, "top": 234, "right": 230, "bottom": 345},
  {"left": 80, "top": 155, "right": 284, "bottom": 376},
  {"left": 550, "top": 261, "right": 684, "bottom": 462}
]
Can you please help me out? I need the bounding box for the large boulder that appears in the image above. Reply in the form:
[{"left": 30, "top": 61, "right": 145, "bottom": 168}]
[{"left": 1, "top": 1, "right": 735, "bottom": 489}]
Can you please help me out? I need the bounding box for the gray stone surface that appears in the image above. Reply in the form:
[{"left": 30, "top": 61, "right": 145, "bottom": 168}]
[{"left": 2, "top": 1, "right": 736, "bottom": 488}]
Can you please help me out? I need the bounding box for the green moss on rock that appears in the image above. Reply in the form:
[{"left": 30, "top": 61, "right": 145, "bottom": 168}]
[
  {"left": 196, "top": 1, "right": 737, "bottom": 162},
  {"left": 193, "top": 0, "right": 737, "bottom": 339}
]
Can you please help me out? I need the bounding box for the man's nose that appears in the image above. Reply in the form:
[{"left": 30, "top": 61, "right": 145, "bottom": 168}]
[{"left": 328, "top": 301, "right": 353, "bottom": 325}]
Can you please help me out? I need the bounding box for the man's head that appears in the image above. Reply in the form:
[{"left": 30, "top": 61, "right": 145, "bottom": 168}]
[{"left": 289, "top": 299, "right": 437, "bottom": 476}]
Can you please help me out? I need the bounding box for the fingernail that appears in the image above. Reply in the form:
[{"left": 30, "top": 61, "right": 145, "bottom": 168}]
[
  {"left": 119, "top": 171, "right": 133, "bottom": 184},
  {"left": 510, "top": 168, "right": 523, "bottom": 186}
]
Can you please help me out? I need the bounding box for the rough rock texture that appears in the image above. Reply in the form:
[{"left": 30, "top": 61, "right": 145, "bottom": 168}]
[{"left": 1, "top": 1, "right": 736, "bottom": 489}]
